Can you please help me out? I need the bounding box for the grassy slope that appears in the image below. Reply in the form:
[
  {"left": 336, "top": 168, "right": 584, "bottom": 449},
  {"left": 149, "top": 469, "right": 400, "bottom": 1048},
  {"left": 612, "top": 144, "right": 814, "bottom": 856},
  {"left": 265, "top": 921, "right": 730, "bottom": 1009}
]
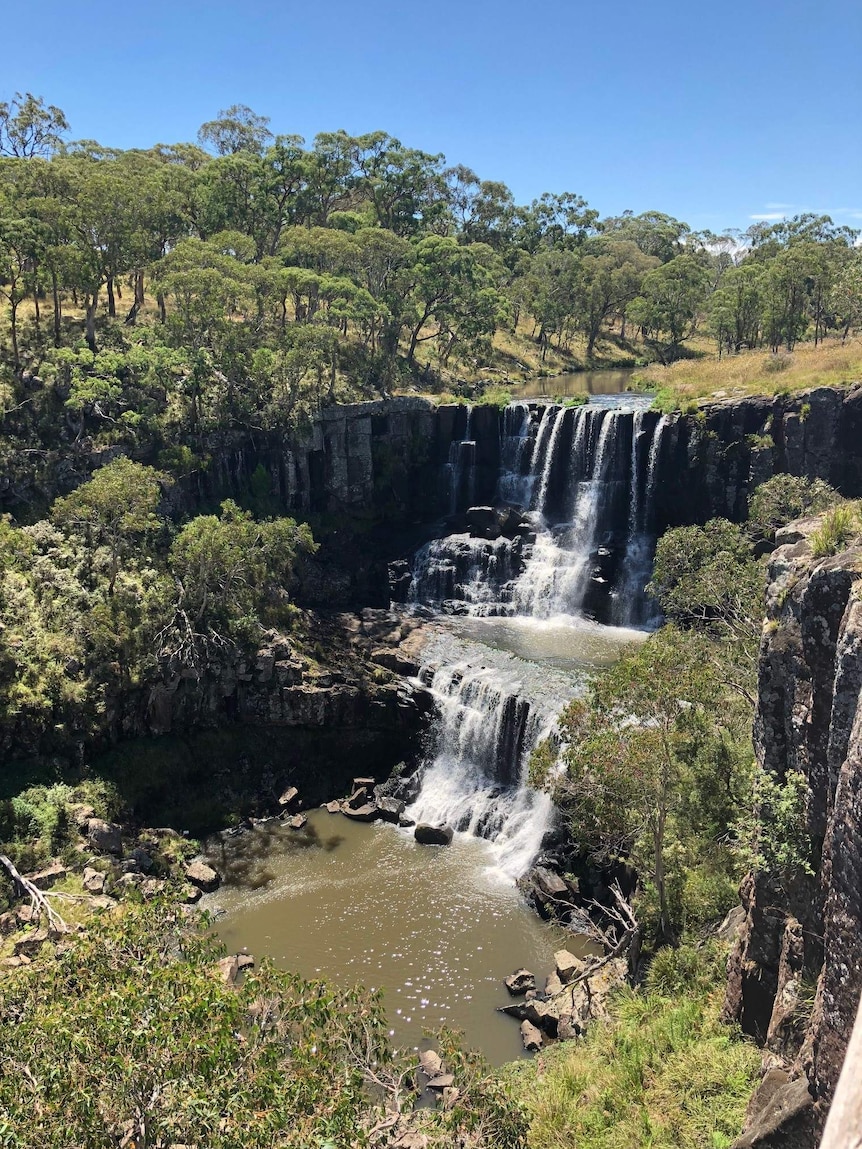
[
  {"left": 632, "top": 336, "right": 862, "bottom": 409},
  {"left": 509, "top": 948, "right": 760, "bottom": 1149}
]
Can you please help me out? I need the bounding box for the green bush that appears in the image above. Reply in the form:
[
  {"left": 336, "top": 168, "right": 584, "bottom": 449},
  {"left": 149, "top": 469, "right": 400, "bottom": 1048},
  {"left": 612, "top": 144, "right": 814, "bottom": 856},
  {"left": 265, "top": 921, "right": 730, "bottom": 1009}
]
[
  {"left": 810, "top": 503, "right": 858, "bottom": 557},
  {"left": 747, "top": 474, "right": 840, "bottom": 542},
  {"left": 0, "top": 901, "right": 528, "bottom": 1149}
]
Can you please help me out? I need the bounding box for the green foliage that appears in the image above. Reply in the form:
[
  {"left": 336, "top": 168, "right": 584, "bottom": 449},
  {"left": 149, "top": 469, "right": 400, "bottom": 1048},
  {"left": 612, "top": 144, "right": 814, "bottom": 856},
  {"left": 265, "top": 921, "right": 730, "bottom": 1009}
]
[
  {"left": 810, "top": 502, "right": 859, "bottom": 557},
  {"left": 166, "top": 500, "right": 316, "bottom": 661},
  {"left": 742, "top": 768, "right": 814, "bottom": 883},
  {"left": 649, "top": 519, "right": 762, "bottom": 653},
  {"left": 747, "top": 473, "right": 840, "bottom": 542},
  {"left": 472, "top": 385, "right": 512, "bottom": 408},
  {"left": 516, "top": 960, "right": 759, "bottom": 1149},
  {"left": 0, "top": 901, "right": 527, "bottom": 1148},
  {"left": 552, "top": 626, "right": 751, "bottom": 941}
]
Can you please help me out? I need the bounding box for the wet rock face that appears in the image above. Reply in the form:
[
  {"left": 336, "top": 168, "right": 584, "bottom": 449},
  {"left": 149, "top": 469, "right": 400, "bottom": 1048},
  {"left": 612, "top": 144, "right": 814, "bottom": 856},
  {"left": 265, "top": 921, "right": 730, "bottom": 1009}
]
[{"left": 724, "top": 519, "right": 862, "bottom": 1143}]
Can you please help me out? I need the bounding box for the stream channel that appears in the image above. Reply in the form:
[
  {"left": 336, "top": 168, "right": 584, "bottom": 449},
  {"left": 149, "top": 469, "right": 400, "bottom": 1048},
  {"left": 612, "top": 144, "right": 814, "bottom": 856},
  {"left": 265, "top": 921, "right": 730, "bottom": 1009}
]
[{"left": 205, "top": 394, "right": 660, "bottom": 1064}]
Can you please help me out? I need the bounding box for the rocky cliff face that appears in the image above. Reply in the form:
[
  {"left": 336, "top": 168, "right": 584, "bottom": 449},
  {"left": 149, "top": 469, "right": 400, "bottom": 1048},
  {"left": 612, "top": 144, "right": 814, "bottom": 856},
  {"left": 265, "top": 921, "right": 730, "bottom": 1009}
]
[
  {"left": 653, "top": 384, "right": 862, "bottom": 531},
  {"left": 724, "top": 518, "right": 862, "bottom": 1147}
]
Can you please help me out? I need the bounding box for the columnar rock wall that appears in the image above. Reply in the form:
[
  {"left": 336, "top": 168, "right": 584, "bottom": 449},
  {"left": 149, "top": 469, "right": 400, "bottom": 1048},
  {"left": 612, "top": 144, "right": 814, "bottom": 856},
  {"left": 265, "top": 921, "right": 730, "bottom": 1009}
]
[
  {"left": 725, "top": 520, "right": 862, "bottom": 1147},
  {"left": 652, "top": 384, "right": 862, "bottom": 531}
]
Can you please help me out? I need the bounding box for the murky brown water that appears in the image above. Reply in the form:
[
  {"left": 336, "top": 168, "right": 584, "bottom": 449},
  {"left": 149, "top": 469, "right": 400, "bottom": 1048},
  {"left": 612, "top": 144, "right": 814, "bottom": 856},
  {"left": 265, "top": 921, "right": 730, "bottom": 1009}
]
[
  {"left": 205, "top": 617, "right": 640, "bottom": 1064},
  {"left": 512, "top": 368, "right": 635, "bottom": 399},
  {"left": 204, "top": 809, "right": 584, "bottom": 1064}
]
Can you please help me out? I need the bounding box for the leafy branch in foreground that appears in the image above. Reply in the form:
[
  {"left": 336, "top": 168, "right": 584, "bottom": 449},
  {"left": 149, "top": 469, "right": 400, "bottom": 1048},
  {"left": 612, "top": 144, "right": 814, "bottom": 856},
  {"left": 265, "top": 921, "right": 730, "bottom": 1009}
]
[{"left": 0, "top": 900, "right": 527, "bottom": 1149}]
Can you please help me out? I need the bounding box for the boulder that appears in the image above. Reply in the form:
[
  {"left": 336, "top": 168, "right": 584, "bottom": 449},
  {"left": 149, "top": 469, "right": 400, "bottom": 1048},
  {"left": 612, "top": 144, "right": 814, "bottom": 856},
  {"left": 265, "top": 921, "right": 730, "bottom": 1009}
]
[
  {"left": 376, "top": 796, "right": 406, "bottom": 824},
  {"left": 181, "top": 884, "right": 202, "bottom": 905},
  {"left": 184, "top": 860, "right": 221, "bottom": 893},
  {"left": 398, "top": 815, "right": 416, "bottom": 828},
  {"left": 346, "top": 787, "right": 371, "bottom": 810},
  {"left": 325, "top": 801, "right": 342, "bottom": 813},
  {"left": 24, "top": 860, "right": 66, "bottom": 890},
  {"left": 82, "top": 867, "right": 106, "bottom": 895},
  {"left": 504, "top": 968, "right": 536, "bottom": 996},
  {"left": 287, "top": 814, "right": 308, "bottom": 830},
  {"left": 520, "top": 1020, "right": 543, "bottom": 1052},
  {"left": 370, "top": 649, "right": 421, "bottom": 677},
  {"left": 465, "top": 506, "right": 500, "bottom": 532},
  {"left": 557, "top": 1013, "right": 583, "bottom": 1041},
  {"left": 534, "top": 866, "right": 570, "bottom": 900},
  {"left": 140, "top": 879, "right": 166, "bottom": 898},
  {"left": 524, "top": 996, "right": 560, "bottom": 1036},
  {"left": 730, "top": 1072, "right": 815, "bottom": 1148},
  {"left": 342, "top": 803, "right": 378, "bottom": 822},
  {"left": 414, "top": 824, "right": 454, "bottom": 846},
  {"left": 216, "top": 956, "right": 241, "bottom": 985},
  {"left": 130, "top": 847, "right": 154, "bottom": 873},
  {"left": 545, "top": 971, "right": 563, "bottom": 997},
  {"left": 14, "top": 929, "right": 49, "bottom": 957},
  {"left": 236, "top": 953, "right": 255, "bottom": 971},
  {"left": 554, "top": 948, "right": 583, "bottom": 984},
  {"left": 426, "top": 1074, "right": 455, "bottom": 1090},
  {"left": 87, "top": 819, "right": 123, "bottom": 857},
  {"left": 0, "top": 911, "right": 16, "bottom": 935},
  {"left": 278, "top": 786, "right": 300, "bottom": 809},
  {"left": 418, "top": 1049, "right": 443, "bottom": 1078}
]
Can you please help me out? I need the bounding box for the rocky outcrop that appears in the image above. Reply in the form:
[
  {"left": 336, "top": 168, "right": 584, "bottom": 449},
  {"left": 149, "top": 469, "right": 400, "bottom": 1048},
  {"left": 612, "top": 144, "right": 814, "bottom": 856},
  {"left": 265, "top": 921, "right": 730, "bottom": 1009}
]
[{"left": 724, "top": 517, "right": 862, "bottom": 1144}]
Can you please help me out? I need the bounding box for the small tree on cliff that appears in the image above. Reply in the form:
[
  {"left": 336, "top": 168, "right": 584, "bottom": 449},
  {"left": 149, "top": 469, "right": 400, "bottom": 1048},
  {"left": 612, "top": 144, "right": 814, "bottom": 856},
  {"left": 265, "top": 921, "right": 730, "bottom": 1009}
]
[
  {"left": 164, "top": 500, "right": 315, "bottom": 663},
  {"left": 538, "top": 627, "right": 743, "bottom": 944},
  {"left": 51, "top": 457, "right": 167, "bottom": 595}
]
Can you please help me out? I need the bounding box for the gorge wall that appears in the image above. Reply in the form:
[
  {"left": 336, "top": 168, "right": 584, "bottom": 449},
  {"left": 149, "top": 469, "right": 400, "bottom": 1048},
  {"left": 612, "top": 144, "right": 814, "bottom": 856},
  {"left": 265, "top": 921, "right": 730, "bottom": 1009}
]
[
  {"left": 195, "top": 383, "right": 862, "bottom": 609},
  {"left": 726, "top": 519, "right": 862, "bottom": 1148}
]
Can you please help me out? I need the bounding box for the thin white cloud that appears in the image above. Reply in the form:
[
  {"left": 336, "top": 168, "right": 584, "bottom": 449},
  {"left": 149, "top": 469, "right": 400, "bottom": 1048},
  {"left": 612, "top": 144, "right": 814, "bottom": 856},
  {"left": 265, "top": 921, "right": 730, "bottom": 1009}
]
[{"left": 749, "top": 212, "right": 786, "bottom": 220}]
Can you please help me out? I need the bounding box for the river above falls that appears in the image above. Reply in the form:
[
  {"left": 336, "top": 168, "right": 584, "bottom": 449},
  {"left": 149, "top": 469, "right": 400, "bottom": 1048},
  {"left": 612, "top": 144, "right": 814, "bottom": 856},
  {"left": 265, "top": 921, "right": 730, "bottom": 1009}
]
[
  {"left": 205, "top": 615, "right": 640, "bottom": 1064},
  {"left": 510, "top": 367, "right": 637, "bottom": 399}
]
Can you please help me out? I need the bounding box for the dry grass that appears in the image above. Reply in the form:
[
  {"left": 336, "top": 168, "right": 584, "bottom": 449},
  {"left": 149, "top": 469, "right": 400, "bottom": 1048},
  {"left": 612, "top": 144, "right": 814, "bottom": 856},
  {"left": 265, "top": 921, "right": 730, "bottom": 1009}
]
[{"left": 633, "top": 337, "right": 862, "bottom": 409}]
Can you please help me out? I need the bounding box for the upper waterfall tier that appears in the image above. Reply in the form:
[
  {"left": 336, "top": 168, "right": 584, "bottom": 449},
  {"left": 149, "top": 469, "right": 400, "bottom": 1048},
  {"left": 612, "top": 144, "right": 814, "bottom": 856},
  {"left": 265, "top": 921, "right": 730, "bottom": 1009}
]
[{"left": 407, "top": 399, "right": 665, "bottom": 628}]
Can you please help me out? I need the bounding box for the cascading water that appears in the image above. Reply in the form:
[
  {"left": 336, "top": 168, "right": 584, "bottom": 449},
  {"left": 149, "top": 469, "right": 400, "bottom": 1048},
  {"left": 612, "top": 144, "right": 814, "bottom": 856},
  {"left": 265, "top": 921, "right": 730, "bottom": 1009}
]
[
  {"left": 405, "top": 396, "right": 659, "bottom": 879},
  {"left": 406, "top": 632, "right": 576, "bottom": 879}
]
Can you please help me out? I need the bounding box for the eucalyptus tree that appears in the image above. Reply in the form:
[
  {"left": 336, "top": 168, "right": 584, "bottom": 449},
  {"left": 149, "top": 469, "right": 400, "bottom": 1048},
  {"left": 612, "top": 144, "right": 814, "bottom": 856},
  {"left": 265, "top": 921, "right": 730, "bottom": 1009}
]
[
  {"left": 404, "top": 235, "right": 506, "bottom": 365},
  {"left": 197, "top": 104, "right": 273, "bottom": 156},
  {"left": 575, "top": 237, "right": 657, "bottom": 357},
  {"left": 0, "top": 92, "right": 68, "bottom": 158},
  {"left": 630, "top": 254, "right": 710, "bottom": 362}
]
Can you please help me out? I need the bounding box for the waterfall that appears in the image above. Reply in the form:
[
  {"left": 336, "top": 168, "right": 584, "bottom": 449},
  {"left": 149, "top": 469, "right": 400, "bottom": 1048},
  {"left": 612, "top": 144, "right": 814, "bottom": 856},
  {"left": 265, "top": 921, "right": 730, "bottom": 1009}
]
[
  {"left": 404, "top": 396, "right": 660, "bottom": 877},
  {"left": 612, "top": 414, "right": 667, "bottom": 627},
  {"left": 406, "top": 635, "right": 573, "bottom": 878},
  {"left": 446, "top": 406, "right": 476, "bottom": 515}
]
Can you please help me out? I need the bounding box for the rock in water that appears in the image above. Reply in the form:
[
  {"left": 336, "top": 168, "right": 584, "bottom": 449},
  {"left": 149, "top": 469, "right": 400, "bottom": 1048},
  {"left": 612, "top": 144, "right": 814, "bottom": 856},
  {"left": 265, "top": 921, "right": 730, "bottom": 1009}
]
[
  {"left": 278, "top": 785, "right": 299, "bottom": 809},
  {"left": 375, "top": 796, "right": 406, "bottom": 823},
  {"left": 342, "top": 804, "right": 378, "bottom": 822},
  {"left": 426, "top": 1073, "right": 455, "bottom": 1090},
  {"left": 504, "top": 968, "right": 536, "bottom": 996},
  {"left": 414, "top": 824, "right": 454, "bottom": 846},
  {"left": 418, "top": 1049, "right": 443, "bottom": 1078},
  {"left": 184, "top": 860, "right": 221, "bottom": 893}
]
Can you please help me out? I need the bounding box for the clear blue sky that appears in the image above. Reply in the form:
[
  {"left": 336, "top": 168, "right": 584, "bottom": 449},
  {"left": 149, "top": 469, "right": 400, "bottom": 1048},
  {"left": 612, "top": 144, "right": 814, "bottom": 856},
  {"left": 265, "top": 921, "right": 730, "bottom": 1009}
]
[{"left": 5, "top": 0, "right": 860, "bottom": 233}]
